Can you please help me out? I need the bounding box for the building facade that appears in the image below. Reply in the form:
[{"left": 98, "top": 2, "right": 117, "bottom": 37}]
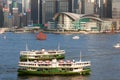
[
  {"left": 77, "top": 0, "right": 112, "bottom": 18},
  {"left": 31, "top": 0, "right": 41, "bottom": 24},
  {"left": 112, "top": 0, "right": 120, "bottom": 19},
  {"left": 78, "top": 0, "right": 95, "bottom": 14},
  {"left": 0, "top": 4, "right": 4, "bottom": 28},
  {"left": 31, "top": 0, "right": 73, "bottom": 25},
  {"left": 53, "top": 12, "right": 104, "bottom": 31}
]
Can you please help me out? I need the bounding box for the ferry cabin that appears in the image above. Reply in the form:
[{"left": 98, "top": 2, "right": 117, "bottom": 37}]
[{"left": 18, "top": 59, "right": 90, "bottom": 73}]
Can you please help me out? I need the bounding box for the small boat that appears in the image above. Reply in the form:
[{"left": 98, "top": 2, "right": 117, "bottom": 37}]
[
  {"left": 113, "top": 43, "right": 120, "bottom": 48},
  {"left": 36, "top": 32, "right": 46, "bottom": 40},
  {"left": 72, "top": 36, "right": 80, "bottom": 39},
  {"left": 18, "top": 58, "right": 90, "bottom": 76},
  {"left": 3, "top": 35, "right": 6, "bottom": 39},
  {"left": 0, "top": 28, "right": 5, "bottom": 34}
]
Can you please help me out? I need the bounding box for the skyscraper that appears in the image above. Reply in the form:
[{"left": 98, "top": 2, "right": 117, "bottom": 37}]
[
  {"left": 78, "top": 0, "right": 95, "bottom": 14},
  {"left": 22, "top": 0, "right": 31, "bottom": 26},
  {"left": 22, "top": 0, "right": 30, "bottom": 13},
  {"left": 31, "top": 0, "right": 72, "bottom": 24},
  {"left": 112, "top": 0, "right": 120, "bottom": 19},
  {"left": 31, "top": 0, "right": 41, "bottom": 24},
  {"left": 94, "top": 0, "right": 112, "bottom": 18},
  {"left": 0, "top": 4, "right": 4, "bottom": 27},
  {"left": 105, "top": 0, "right": 112, "bottom": 18}
]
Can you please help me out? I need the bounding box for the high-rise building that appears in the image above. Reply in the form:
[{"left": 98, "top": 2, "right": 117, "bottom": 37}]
[
  {"left": 31, "top": 0, "right": 72, "bottom": 24},
  {"left": 22, "top": 0, "right": 30, "bottom": 13},
  {"left": 104, "top": 0, "right": 112, "bottom": 18},
  {"left": 12, "top": 1, "right": 19, "bottom": 27},
  {"left": 22, "top": 0, "right": 31, "bottom": 26},
  {"left": 42, "top": 0, "right": 56, "bottom": 24},
  {"left": 112, "top": 0, "right": 120, "bottom": 19},
  {"left": 87, "top": 0, "right": 112, "bottom": 18},
  {"left": 31, "top": 0, "right": 40, "bottom": 24},
  {"left": 78, "top": 0, "right": 95, "bottom": 14},
  {"left": 0, "top": 4, "right": 4, "bottom": 28},
  {"left": 97, "top": 0, "right": 112, "bottom": 18}
]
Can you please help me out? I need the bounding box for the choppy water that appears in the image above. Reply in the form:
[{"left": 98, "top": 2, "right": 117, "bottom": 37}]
[{"left": 0, "top": 32, "right": 120, "bottom": 80}]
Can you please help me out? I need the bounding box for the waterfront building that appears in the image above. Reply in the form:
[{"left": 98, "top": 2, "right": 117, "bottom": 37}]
[
  {"left": 101, "top": 20, "right": 113, "bottom": 32},
  {"left": 53, "top": 12, "right": 104, "bottom": 32},
  {"left": 53, "top": 12, "right": 119, "bottom": 32}
]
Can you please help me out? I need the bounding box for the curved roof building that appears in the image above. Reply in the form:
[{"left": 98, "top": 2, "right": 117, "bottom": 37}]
[{"left": 53, "top": 12, "right": 102, "bottom": 31}]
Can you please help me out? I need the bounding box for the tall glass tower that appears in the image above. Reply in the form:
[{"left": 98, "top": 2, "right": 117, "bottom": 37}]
[
  {"left": 0, "top": 4, "right": 4, "bottom": 28},
  {"left": 31, "top": 0, "right": 72, "bottom": 24},
  {"left": 79, "top": 0, "right": 95, "bottom": 14},
  {"left": 95, "top": 0, "right": 112, "bottom": 18}
]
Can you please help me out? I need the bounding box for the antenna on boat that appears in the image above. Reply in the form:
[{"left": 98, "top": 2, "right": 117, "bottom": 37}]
[
  {"left": 26, "top": 43, "right": 29, "bottom": 51},
  {"left": 58, "top": 43, "right": 60, "bottom": 50},
  {"left": 80, "top": 51, "right": 82, "bottom": 62},
  {"left": 25, "top": 43, "right": 29, "bottom": 62}
]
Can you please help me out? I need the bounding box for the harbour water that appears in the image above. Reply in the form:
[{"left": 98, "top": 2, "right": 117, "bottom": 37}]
[{"left": 0, "top": 32, "right": 120, "bottom": 80}]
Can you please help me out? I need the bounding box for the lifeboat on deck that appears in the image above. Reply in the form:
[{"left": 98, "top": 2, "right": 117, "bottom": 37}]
[{"left": 36, "top": 32, "right": 46, "bottom": 40}]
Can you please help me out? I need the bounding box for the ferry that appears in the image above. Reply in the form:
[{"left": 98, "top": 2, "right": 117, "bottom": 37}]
[
  {"left": 20, "top": 48, "right": 65, "bottom": 61},
  {"left": 18, "top": 59, "right": 91, "bottom": 76}
]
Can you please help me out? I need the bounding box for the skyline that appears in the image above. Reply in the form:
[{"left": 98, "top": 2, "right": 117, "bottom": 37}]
[{"left": 0, "top": 0, "right": 120, "bottom": 29}]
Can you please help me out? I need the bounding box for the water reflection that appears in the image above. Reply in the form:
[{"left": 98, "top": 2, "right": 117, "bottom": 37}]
[{"left": 18, "top": 75, "right": 89, "bottom": 80}]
